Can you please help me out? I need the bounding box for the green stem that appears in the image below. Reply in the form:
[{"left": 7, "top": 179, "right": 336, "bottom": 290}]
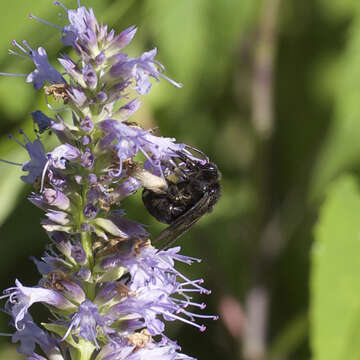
[
  {"left": 80, "top": 214, "right": 96, "bottom": 300},
  {"left": 81, "top": 230, "right": 94, "bottom": 269},
  {"left": 79, "top": 181, "right": 94, "bottom": 269}
]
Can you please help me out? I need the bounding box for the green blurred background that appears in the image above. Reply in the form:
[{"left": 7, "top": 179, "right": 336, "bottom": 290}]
[{"left": 2, "top": 0, "right": 360, "bottom": 359}]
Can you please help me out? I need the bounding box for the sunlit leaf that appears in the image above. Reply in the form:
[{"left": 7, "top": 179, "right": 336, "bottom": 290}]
[
  {"left": 310, "top": 4, "right": 360, "bottom": 199},
  {"left": 0, "top": 345, "right": 23, "bottom": 360},
  {"left": 311, "top": 175, "right": 360, "bottom": 360}
]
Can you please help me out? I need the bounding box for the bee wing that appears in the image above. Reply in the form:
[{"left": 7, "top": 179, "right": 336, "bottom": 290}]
[{"left": 154, "top": 192, "right": 211, "bottom": 250}]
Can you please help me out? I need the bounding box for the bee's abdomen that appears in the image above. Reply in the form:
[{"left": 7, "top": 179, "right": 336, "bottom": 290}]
[{"left": 142, "top": 189, "right": 186, "bottom": 224}]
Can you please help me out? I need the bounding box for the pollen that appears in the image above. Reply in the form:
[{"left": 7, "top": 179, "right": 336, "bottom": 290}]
[{"left": 127, "top": 329, "right": 152, "bottom": 349}]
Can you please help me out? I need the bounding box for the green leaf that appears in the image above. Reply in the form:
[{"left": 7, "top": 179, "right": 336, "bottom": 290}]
[
  {"left": 0, "top": 345, "right": 23, "bottom": 360},
  {"left": 310, "top": 7, "right": 360, "bottom": 199},
  {"left": 96, "top": 266, "right": 127, "bottom": 283},
  {"left": 43, "top": 322, "right": 95, "bottom": 360},
  {"left": 92, "top": 218, "right": 129, "bottom": 238},
  {"left": 311, "top": 175, "right": 360, "bottom": 360},
  {"left": 69, "top": 337, "right": 96, "bottom": 360},
  {"left": 42, "top": 322, "right": 68, "bottom": 339}
]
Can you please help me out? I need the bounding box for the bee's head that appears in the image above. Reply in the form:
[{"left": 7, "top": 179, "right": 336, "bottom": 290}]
[{"left": 199, "top": 161, "right": 220, "bottom": 182}]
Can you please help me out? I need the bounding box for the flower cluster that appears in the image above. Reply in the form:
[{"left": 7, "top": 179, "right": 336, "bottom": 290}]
[{"left": 0, "top": 2, "right": 216, "bottom": 360}]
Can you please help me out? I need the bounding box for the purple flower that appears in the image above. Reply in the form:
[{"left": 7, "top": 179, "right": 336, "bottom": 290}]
[
  {"left": 29, "top": 188, "right": 70, "bottom": 211},
  {"left": 30, "top": 256, "right": 53, "bottom": 275},
  {"left": 22, "top": 145, "right": 48, "bottom": 186},
  {"left": 43, "top": 188, "right": 70, "bottom": 210},
  {"left": 5, "top": 41, "right": 64, "bottom": 89},
  {"left": 86, "top": 181, "right": 114, "bottom": 211},
  {"left": 83, "top": 64, "right": 98, "bottom": 89},
  {"left": 58, "top": 54, "right": 84, "bottom": 85},
  {"left": 95, "top": 50, "right": 106, "bottom": 66},
  {"left": 84, "top": 203, "right": 98, "bottom": 219},
  {"left": 108, "top": 288, "right": 166, "bottom": 335},
  {"left": 69, "top": 244, "right": 84, "bottom": 265},
  {"left": 80, "top": 116, "right": 94, "bottom": 132},
  {"left": 81, "top": 148, "right": 95, "bottom": 169},
  {"left": 48, "top": 114, "right": 76, "bottom": 144},
  {"left": 49, "top": 144, "right": 80, "bottom": 169},
  {"left": 113, "top": 99, "right": 142, "bottom": 121},
  {"left": 108, "top": 211, "right": 149, "bottom": 240},
  {"left": 66, "top": 86, "right": 87, "bottom": 107},
  {"left": 99, "top": 120, "right": 184, "bottom": 175},
  {"left": 109, "top": 48, "right": 182, "bottom": 95},
  {"left": 31, "top": 111, "right": 53, "bottom": 133},
  {"left": 31, "top": 257, "right": 87, "bottom": 304},
  {"left": 48, "top": 231, "right": 73, "bottom": 258},
  {"left": 125, "top": 343, "right": 194, "bottom": 360},
  {"left": 113, "top": 177, "right": 141, "bottom": 200},
  {"left": 51, "top": 278, "right": 86, "bottom": 304},
  {"left": 32, "top": 251, "right": 72, "bottom": 274},
  {"left": 1, "top": 132, "right": 48, "bottom": 184},
  {"left": 45, "top": 210, "right": 70, "bottom": 225},
  {"left": 27, "top": 354, "right": 48, "bottom": 360},
  {"left": 102, "top": 245, "right": 217, "bottom": 335},
  {"left": 1, "top": 280, "right": 76, "bottom": 329},
  {"left": 63, "top": 300, "right": 105, "bottom": 348},
  {"left": 82, "top": 135, "right": 91, "bottom": 146},
  {"left": 60, "top": 5, "right": 99, "bottom": 54},
  {"left": 87, "top": 173, "right": 97, "bottom": 184},
  {"left": 106, "top": 25, "right": 137, "bottom": 55},
  {"left": 76, "top": 267, "right": 92, "bottom": 281},
  {"left": 97, "top": 91, "right": 108, "bottom": 103},
  {"left": 11, "top": 314, "right": 58, "bottom": 356},
  {"left": 22, "top": 145, "right": 48, "bottom": 185},
  {"left": 95, "top": 339, "right": 195, "bottom": 360}
]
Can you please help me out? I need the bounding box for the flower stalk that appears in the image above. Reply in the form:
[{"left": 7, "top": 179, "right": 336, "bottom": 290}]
[{"left": 0, "top": 2, "right": 216, "bottom": 360}]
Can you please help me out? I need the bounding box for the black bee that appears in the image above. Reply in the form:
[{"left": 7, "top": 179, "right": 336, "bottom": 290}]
[{"left": 142, "top": 148, "right": 221, "bottom": 249}]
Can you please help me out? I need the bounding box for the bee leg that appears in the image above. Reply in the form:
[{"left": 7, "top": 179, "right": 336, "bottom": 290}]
[{"left": 163, "top": 157, "right": 188, "bottom": 180}]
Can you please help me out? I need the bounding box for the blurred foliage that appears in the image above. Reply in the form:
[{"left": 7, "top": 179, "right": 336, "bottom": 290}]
[{"left": 1, "top": 0, "right": 360, "bottom": 359}]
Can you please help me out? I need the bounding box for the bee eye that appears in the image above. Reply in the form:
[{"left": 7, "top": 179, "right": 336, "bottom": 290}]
[{"left": 201, "top": 161, "right": 216, "bottom": 171}]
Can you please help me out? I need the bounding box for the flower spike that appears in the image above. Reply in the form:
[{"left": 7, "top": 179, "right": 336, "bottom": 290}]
[{"left": 0, "top": 2, "right": 216, "bottom": 359}]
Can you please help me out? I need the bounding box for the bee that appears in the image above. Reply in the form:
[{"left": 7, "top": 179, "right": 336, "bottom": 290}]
[
  {"left": 142, "top": 148, "right": 221, "bottom": 249},
  {"left": 44, "top": 83, "right": 70, "bottom": 102}
]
